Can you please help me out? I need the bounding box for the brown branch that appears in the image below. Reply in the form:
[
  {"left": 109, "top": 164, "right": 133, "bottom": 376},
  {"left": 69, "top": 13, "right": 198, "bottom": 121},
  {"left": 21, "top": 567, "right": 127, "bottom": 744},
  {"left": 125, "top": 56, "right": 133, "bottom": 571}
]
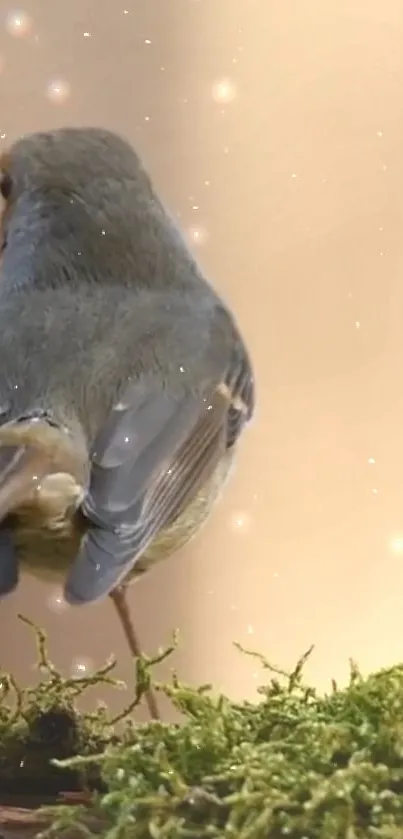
[{"left": 0, "top": 803, "right": 105, "bottom": 839}]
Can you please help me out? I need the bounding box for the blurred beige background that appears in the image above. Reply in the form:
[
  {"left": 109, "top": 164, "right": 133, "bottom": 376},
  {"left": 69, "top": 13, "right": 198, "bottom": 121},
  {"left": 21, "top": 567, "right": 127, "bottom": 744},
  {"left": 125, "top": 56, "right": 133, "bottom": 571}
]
[{"left": 1, "top": 0, "right": 403, "bottom": 718}]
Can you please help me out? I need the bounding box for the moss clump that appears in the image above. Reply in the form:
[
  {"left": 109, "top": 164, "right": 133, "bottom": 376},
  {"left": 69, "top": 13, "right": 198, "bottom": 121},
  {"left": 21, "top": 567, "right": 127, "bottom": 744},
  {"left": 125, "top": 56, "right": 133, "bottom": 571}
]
[
  {"left": 0, "top": 614, "right": 123, "bottom": 797},
  {"left": 2, "top": 621, "right": 403, "bottom": 837}
]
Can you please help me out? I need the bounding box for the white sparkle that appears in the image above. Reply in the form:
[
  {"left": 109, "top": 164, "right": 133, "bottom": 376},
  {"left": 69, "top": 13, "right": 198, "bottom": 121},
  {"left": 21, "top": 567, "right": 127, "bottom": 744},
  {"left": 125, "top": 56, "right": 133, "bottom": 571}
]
[
  {"left": 355, "top": 321, "right": 361, "bottom": 329},
  {"left": 179, "top": 365, "right": 185, "bottom": 373},
  {"left": 188, "top": 225, "right": 208, "bottom": 246},
  {"left": 70, "top": 657, "right": 94, "bottom": 677},
  {"left": 144, "top": 115, "right": 150, "bottom": 122},
  {"left": 372, "top": 488, "right": 379, "bottom": 494},
  {"left": 291, "top": 173, "right": 298, "bottom": 179},
  {"left": 368, "top": 457, "right": 375, "bottom": 464},
  {"left": 247, "top": 624, "right": 254, "bottom": 634},
  {"left": 377, "top": 131, "right": 383, "bottom": 137},
  {"left": 47, "top": 589, "right": 68, "bottom": 614},
  {"left": 83, "top": 31, "right": 91, "bottom": 38},
  {"left": 5, "top": 11, "right": 32, "bottom": 37},
  {"left": 229, "top": 510, "right": 253, "bottom": 533},
  {"left": 145, "top": 38, "right": 151, "bottom": 44},
  {"left": 47, "top": 79, "right": 71, "bottom": 103}
]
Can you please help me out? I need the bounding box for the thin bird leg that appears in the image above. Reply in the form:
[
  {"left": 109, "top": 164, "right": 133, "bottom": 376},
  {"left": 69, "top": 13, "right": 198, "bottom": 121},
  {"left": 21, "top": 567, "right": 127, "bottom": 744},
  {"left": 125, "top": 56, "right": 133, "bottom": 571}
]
[
  {"left": 57, "top": 590, "right": 160, "bottom": 805},
  {"left": 109, "top": 584, "right": 161, "bottom": 720}
]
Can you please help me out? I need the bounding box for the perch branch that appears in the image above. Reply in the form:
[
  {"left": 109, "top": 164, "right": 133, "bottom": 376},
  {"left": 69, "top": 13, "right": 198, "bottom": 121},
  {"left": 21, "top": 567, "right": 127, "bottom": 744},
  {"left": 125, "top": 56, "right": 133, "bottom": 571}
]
[{"left": 0, "top": 804, "right": 104, "bottom": 839}]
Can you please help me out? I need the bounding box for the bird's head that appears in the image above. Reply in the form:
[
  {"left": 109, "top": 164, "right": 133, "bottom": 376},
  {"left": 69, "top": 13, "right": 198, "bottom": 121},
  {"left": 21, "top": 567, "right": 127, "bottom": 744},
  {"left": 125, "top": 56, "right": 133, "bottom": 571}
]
[
  {"left": 0, "top": 126, "right": 151, "bottom": 270},
  {"left": 0, "top": 126, "right": 141, "bottom": 196}
]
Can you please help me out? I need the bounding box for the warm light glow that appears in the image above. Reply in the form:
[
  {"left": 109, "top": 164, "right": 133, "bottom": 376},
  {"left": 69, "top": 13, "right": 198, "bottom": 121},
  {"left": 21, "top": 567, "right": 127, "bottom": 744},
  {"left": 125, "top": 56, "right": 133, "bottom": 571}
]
[
  {"left": 212, "top": 78, "right": 237, "bottom": 104},
  {"left": 388, "top": 536, "right": 403, "bottom": 555},
  {"left": 5, "top": 10, "right": 32, "bottom": 36},
  {"left": 188, "top": 224, "right": 208, "bottom": 246},
  {"left": 3, "top": 0, "right": 403, "bottom": 716},
  {"left": 228, "top": 510, "right": 253, "bottom": 534},
  {"left": 47, "top": 589, "right": 68, "bottom": 613},
  {"left": 47, "top": 79, "right": 71, "bottom": 103},
  {"left": 70, "top": 657, "right": 94, "bottom": 676}
]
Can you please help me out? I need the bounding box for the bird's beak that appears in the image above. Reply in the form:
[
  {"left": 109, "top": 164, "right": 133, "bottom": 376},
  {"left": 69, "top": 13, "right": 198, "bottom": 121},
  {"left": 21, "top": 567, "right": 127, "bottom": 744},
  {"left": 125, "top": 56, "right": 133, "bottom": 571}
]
[{"left": 0, "top": 444, "right": 51, "bottom": 521}]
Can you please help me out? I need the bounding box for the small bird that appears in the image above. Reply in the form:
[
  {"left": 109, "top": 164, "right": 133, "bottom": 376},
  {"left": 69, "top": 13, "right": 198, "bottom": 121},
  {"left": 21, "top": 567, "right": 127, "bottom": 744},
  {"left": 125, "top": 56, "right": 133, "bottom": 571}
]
[{"left": 0, "top": 127, "right": 255, "bottom": 720}]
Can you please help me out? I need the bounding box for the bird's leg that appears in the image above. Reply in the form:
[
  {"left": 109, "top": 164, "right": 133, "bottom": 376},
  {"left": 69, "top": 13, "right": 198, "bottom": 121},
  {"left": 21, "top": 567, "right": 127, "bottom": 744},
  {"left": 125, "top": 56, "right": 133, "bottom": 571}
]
[
  {"left": 109, "top": 584, "right": 161, "bottom": 720},
  {"left": 57, "top": 591, "right": 160, "bottom": 805}
]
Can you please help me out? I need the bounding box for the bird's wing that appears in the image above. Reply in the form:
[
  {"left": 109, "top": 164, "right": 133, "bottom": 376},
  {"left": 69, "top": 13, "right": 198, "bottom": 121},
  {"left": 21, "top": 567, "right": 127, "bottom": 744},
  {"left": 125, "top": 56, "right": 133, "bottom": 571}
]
[
  {"left": 64, "top": 309, "right": 255, "bottom": 605},
  {"left": 224, "top": 319, "right": 255, "bottom": 448}
]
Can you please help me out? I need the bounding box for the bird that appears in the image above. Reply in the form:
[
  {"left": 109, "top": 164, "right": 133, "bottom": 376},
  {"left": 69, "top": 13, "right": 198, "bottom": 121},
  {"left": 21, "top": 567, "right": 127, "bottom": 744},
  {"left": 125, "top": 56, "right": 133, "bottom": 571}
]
[{"left": 0, "top": 126, "right": 255, "bottom": 721}]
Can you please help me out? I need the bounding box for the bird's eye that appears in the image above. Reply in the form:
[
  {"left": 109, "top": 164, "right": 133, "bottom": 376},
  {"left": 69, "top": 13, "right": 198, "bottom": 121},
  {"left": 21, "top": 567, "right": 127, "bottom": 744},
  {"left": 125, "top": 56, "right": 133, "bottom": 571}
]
[{"left": 0, "top": 171, "right": 12, "bottom": 200}]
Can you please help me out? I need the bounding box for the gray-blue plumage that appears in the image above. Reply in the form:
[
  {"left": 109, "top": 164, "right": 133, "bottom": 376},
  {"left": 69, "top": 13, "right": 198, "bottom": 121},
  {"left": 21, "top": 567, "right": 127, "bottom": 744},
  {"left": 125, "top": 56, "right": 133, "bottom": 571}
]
[{"left": 0, "top": 126, "right": 255, "bottom": 608}]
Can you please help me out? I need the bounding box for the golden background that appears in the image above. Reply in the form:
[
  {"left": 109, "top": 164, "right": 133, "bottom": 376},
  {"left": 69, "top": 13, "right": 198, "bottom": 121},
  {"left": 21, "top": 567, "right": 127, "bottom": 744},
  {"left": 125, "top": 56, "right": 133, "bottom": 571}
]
[{"left": 1, "top": 0, "right": 403, "bottom": 719}]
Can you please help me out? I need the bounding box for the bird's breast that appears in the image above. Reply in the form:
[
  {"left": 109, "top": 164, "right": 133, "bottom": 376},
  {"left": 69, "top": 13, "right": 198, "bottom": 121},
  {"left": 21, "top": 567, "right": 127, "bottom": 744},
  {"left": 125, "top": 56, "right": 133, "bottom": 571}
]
[{"left": 12, "top": 472, "right": 85, "bottom": 581}]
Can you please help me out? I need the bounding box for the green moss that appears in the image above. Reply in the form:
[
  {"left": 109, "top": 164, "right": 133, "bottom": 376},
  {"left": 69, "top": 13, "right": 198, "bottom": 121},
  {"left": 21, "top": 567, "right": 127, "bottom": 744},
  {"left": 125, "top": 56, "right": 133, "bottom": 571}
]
[
  {"left": 0, "top": 615, "right": 122, "bottom": 797},
  {"left": 2, "top": 619, "right": 403, "bottom": 837}
]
